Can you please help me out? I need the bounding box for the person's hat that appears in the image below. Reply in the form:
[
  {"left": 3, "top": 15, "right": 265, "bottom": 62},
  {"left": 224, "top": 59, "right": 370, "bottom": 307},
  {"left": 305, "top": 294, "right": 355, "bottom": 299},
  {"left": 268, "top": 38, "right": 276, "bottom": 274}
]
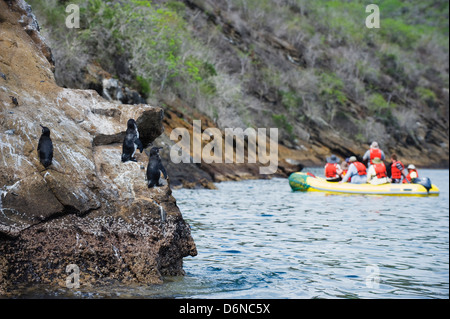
[
  {"left": 407, "top": 164, "right": 416, "bottom": 170},
  {"left": 326, "top": 154, "right": 340, "bottom": 164},
  {"left": 372, "top": 157, "right": 382, "bottom": 164},
  {"left": 349, "top": 156, "right": 357, "bottom": 162},
  {"left": 370, "top": 141, "right": 379, "bottom": 149}
]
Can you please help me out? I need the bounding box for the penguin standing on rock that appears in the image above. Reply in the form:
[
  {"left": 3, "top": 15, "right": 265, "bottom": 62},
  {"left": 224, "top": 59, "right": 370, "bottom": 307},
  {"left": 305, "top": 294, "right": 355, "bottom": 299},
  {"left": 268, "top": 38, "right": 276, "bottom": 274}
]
[
  {"left": 146, "top": 147, "right": 167, "bottom": 188},
  {"left": 37, "top": 124, "right": 53, "bottom": 168},
  {"left": 10, "top": 96, "right": 18, "bottom": 107},
  {"left": 121, "top": 119, "right": 144, "bottom": 162}
]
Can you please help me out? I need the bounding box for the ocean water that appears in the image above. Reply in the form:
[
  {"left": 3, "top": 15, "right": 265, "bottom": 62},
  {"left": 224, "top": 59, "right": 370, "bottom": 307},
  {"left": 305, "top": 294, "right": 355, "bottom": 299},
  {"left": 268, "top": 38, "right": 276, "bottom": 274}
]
[
  {"left": 7, "top": 169, "right": 449, "bottom": 299},
  {"left": 170, "top": 168, "right": 449, "bottom": 299}
]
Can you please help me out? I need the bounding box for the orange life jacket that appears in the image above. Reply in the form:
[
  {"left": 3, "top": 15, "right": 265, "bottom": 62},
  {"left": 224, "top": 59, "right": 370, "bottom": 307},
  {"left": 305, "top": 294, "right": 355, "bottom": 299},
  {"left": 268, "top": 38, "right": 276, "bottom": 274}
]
[
  {"left": 404, "top": 169, "right": 418, "bottom": 183},
  {"left": 325, "top": 163, "right": 338, "bottom": 178},
  {"left": 391, "top": 160, "right": 405, "bottom": 179},
  {"left": 374, "top": 162, "right": 387, "bottom": 179},
  {"left": 353, "top": 161, "right": 367, "bottom": 175},
  {"left": 369, "top": 148, "right": 382, "bottom": 164}
]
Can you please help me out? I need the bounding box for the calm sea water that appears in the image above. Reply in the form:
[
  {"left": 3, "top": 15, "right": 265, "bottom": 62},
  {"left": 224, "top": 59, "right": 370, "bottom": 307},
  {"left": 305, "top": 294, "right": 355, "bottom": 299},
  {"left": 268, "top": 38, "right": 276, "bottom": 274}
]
[
  {"left": 8, "top": 169, "right": 449, "bottom": 299},
  {"left": 169, "top": 168, "right": 449, "bottom": 299}
]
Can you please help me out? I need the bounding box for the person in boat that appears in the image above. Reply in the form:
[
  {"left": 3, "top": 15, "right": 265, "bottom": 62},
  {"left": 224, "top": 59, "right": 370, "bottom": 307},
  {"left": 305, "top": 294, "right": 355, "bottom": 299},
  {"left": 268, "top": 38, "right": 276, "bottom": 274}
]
[
  {"left": 390, "top": 154, "right": 408, "bottom": 184},
  {"left": 339, "top": 156, "right": 367, "bottom": 184},
  {"left": 362, "top": 141, "right": 386, "bottom": 166},
  {"left": 341, "top": 159, "right": 349, "bottom": 178},
  {"left": 366, "top": 157, "right": 389, "bottom": 185},
  {"left": 324, "top": 154, "right": 343, "bottom": 182},
  {"left": 404, "top": 164, "right": 419, "bottom": 183}
]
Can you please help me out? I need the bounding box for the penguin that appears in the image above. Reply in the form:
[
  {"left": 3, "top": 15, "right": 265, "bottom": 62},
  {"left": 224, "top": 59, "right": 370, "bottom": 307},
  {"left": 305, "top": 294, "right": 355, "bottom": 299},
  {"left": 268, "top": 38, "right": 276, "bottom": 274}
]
[
  {"left": 37, "top": 124, "right": 53, "bottom": 168},
  {"left": 121, "top": 118, "right": 144, "bottom": 162},
  {"left": 10, "top": 96, "right": 18, "bottom": 107},
  {"left": 146, "top": 147, "right": 167, "bottom": 188}
]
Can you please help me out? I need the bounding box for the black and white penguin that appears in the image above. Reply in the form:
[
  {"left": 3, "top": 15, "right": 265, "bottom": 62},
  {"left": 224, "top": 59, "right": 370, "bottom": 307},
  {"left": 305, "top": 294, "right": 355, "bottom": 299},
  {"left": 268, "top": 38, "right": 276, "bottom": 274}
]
[
  {"left": 37, "top": 124, "right": 53, "bottom": 168},
  {"left": 146, "top": 147, "right": 167, "bottom": 188},
  {"left": 121, "top": 118, "right": 144, "bottom": 162}
]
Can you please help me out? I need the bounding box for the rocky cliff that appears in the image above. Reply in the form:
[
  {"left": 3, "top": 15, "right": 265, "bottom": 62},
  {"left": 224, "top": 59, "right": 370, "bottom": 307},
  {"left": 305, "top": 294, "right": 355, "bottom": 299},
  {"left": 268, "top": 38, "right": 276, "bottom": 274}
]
[
  {"left": 174, "top": 0, "right": 449, "bottom": 168},
  {"left": 0, "top": 0, "right": 196, "bottom": 295},
  {"left": 28, "top": 0, "right": 448, "bottom": 191}
]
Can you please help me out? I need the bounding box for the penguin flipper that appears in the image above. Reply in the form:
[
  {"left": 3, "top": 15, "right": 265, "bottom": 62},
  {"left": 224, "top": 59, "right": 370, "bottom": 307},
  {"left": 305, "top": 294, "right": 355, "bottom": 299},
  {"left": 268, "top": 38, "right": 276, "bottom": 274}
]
[
  {"left": 159, "top": 164, "right": 168, "bottom": 179},
  {"left": 135, "top": 138, "right": 144, "bottom": 153}
]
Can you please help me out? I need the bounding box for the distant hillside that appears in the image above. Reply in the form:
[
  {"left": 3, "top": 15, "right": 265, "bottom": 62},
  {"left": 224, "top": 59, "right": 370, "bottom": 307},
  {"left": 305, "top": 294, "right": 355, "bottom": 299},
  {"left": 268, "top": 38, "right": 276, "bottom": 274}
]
[{"left": 29, "top": 0, "right": 449, "bottom": 173}]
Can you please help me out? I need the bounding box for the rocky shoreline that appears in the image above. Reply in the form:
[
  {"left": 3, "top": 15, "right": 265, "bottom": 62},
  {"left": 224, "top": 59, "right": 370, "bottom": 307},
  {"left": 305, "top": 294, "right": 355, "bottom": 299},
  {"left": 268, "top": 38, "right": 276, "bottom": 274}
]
[{"left": 0, "top": 0, "right": 196, "bottom": 295}]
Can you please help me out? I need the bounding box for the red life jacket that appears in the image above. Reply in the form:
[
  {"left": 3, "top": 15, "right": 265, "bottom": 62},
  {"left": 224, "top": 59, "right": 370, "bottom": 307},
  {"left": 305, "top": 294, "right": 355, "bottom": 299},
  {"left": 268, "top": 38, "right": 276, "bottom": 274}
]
[
  {"left": 404, "top": 169, "right": 418, "bottom": 182},
  {"left": 325, "top": 163, "right": 338, "bottom": 178},
  {"left": 369, "top": 148, "right": 382, "bottom": 164},
  {"left": 353, "top": 161, "right": 367, "bottom": 175},
  {"left": 374, "top": 163, "right": 387, "bottom": 178},
  {"left": 391, "top": 160, "right": 405, "bottom": 179}
]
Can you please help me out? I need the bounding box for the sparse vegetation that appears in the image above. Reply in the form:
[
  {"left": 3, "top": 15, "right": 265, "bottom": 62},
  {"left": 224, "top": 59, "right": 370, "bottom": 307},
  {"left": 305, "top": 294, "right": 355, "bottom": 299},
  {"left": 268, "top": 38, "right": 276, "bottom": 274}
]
[
  {"left": 29, "top": 0, "right": 449, "bottom": 151},
  {"left": 272, "top": 114, "right": 294, "bottom": 136}
]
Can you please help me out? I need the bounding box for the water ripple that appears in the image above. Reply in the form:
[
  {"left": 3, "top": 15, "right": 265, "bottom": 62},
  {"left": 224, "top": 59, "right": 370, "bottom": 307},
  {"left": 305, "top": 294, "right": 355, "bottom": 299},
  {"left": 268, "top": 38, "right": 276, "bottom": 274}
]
[{"left": 175, "top": 169, "right": 449, "bottom": 299}]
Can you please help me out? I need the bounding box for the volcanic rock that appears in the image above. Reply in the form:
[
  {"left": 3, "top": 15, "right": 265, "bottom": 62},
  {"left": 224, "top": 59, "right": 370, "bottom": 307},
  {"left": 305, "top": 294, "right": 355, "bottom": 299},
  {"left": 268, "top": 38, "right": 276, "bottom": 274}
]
[{"left": 0, "top": 0, "right": 196, "bottom": 295}]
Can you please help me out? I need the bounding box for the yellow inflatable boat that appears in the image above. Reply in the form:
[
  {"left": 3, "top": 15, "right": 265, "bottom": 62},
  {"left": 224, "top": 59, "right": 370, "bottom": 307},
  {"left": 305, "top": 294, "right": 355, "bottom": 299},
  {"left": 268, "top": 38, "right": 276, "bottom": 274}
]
[{"left": 288, "top": 172, "right": 440, "bottom": 196}]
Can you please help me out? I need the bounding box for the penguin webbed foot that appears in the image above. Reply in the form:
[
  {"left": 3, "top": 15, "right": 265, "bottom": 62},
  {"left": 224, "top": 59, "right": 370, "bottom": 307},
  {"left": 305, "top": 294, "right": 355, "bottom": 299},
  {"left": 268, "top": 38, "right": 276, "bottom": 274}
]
[
  {"left": 121, "top": 155, "right": 137, "bottom": 163},
  {"left": 148, "top": 182, "right": 164, "bottom": 188},
  {"left": 41, "top": 162, "right": 52, "bottom": 169}
]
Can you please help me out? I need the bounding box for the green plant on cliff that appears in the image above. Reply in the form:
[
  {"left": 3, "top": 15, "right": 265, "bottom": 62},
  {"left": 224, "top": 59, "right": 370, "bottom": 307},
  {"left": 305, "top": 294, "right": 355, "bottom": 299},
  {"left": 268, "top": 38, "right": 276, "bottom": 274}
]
[
  {"left": 30, "top": 0, "right": 448, "bottom": 156},
  {"left": 280, "top": 90, "right": 304, "bottom": 111},
  {"left": 82, "top": 0, "right": 202, "bottom": 92},
  {"left": 367, "top": 92, "right": 396, "bottom": 124},
  {"left": 31, "top": 0, "right": 219, "bottom": 100},
  {"left": 415, "top": 87, "right": 438, "bottom": 108},
  {"left": 272, "top": 113, "right": 294, "bottom": 136},
  {"left": 319, "top": 72, "right": 347, "bottom": 106}
]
